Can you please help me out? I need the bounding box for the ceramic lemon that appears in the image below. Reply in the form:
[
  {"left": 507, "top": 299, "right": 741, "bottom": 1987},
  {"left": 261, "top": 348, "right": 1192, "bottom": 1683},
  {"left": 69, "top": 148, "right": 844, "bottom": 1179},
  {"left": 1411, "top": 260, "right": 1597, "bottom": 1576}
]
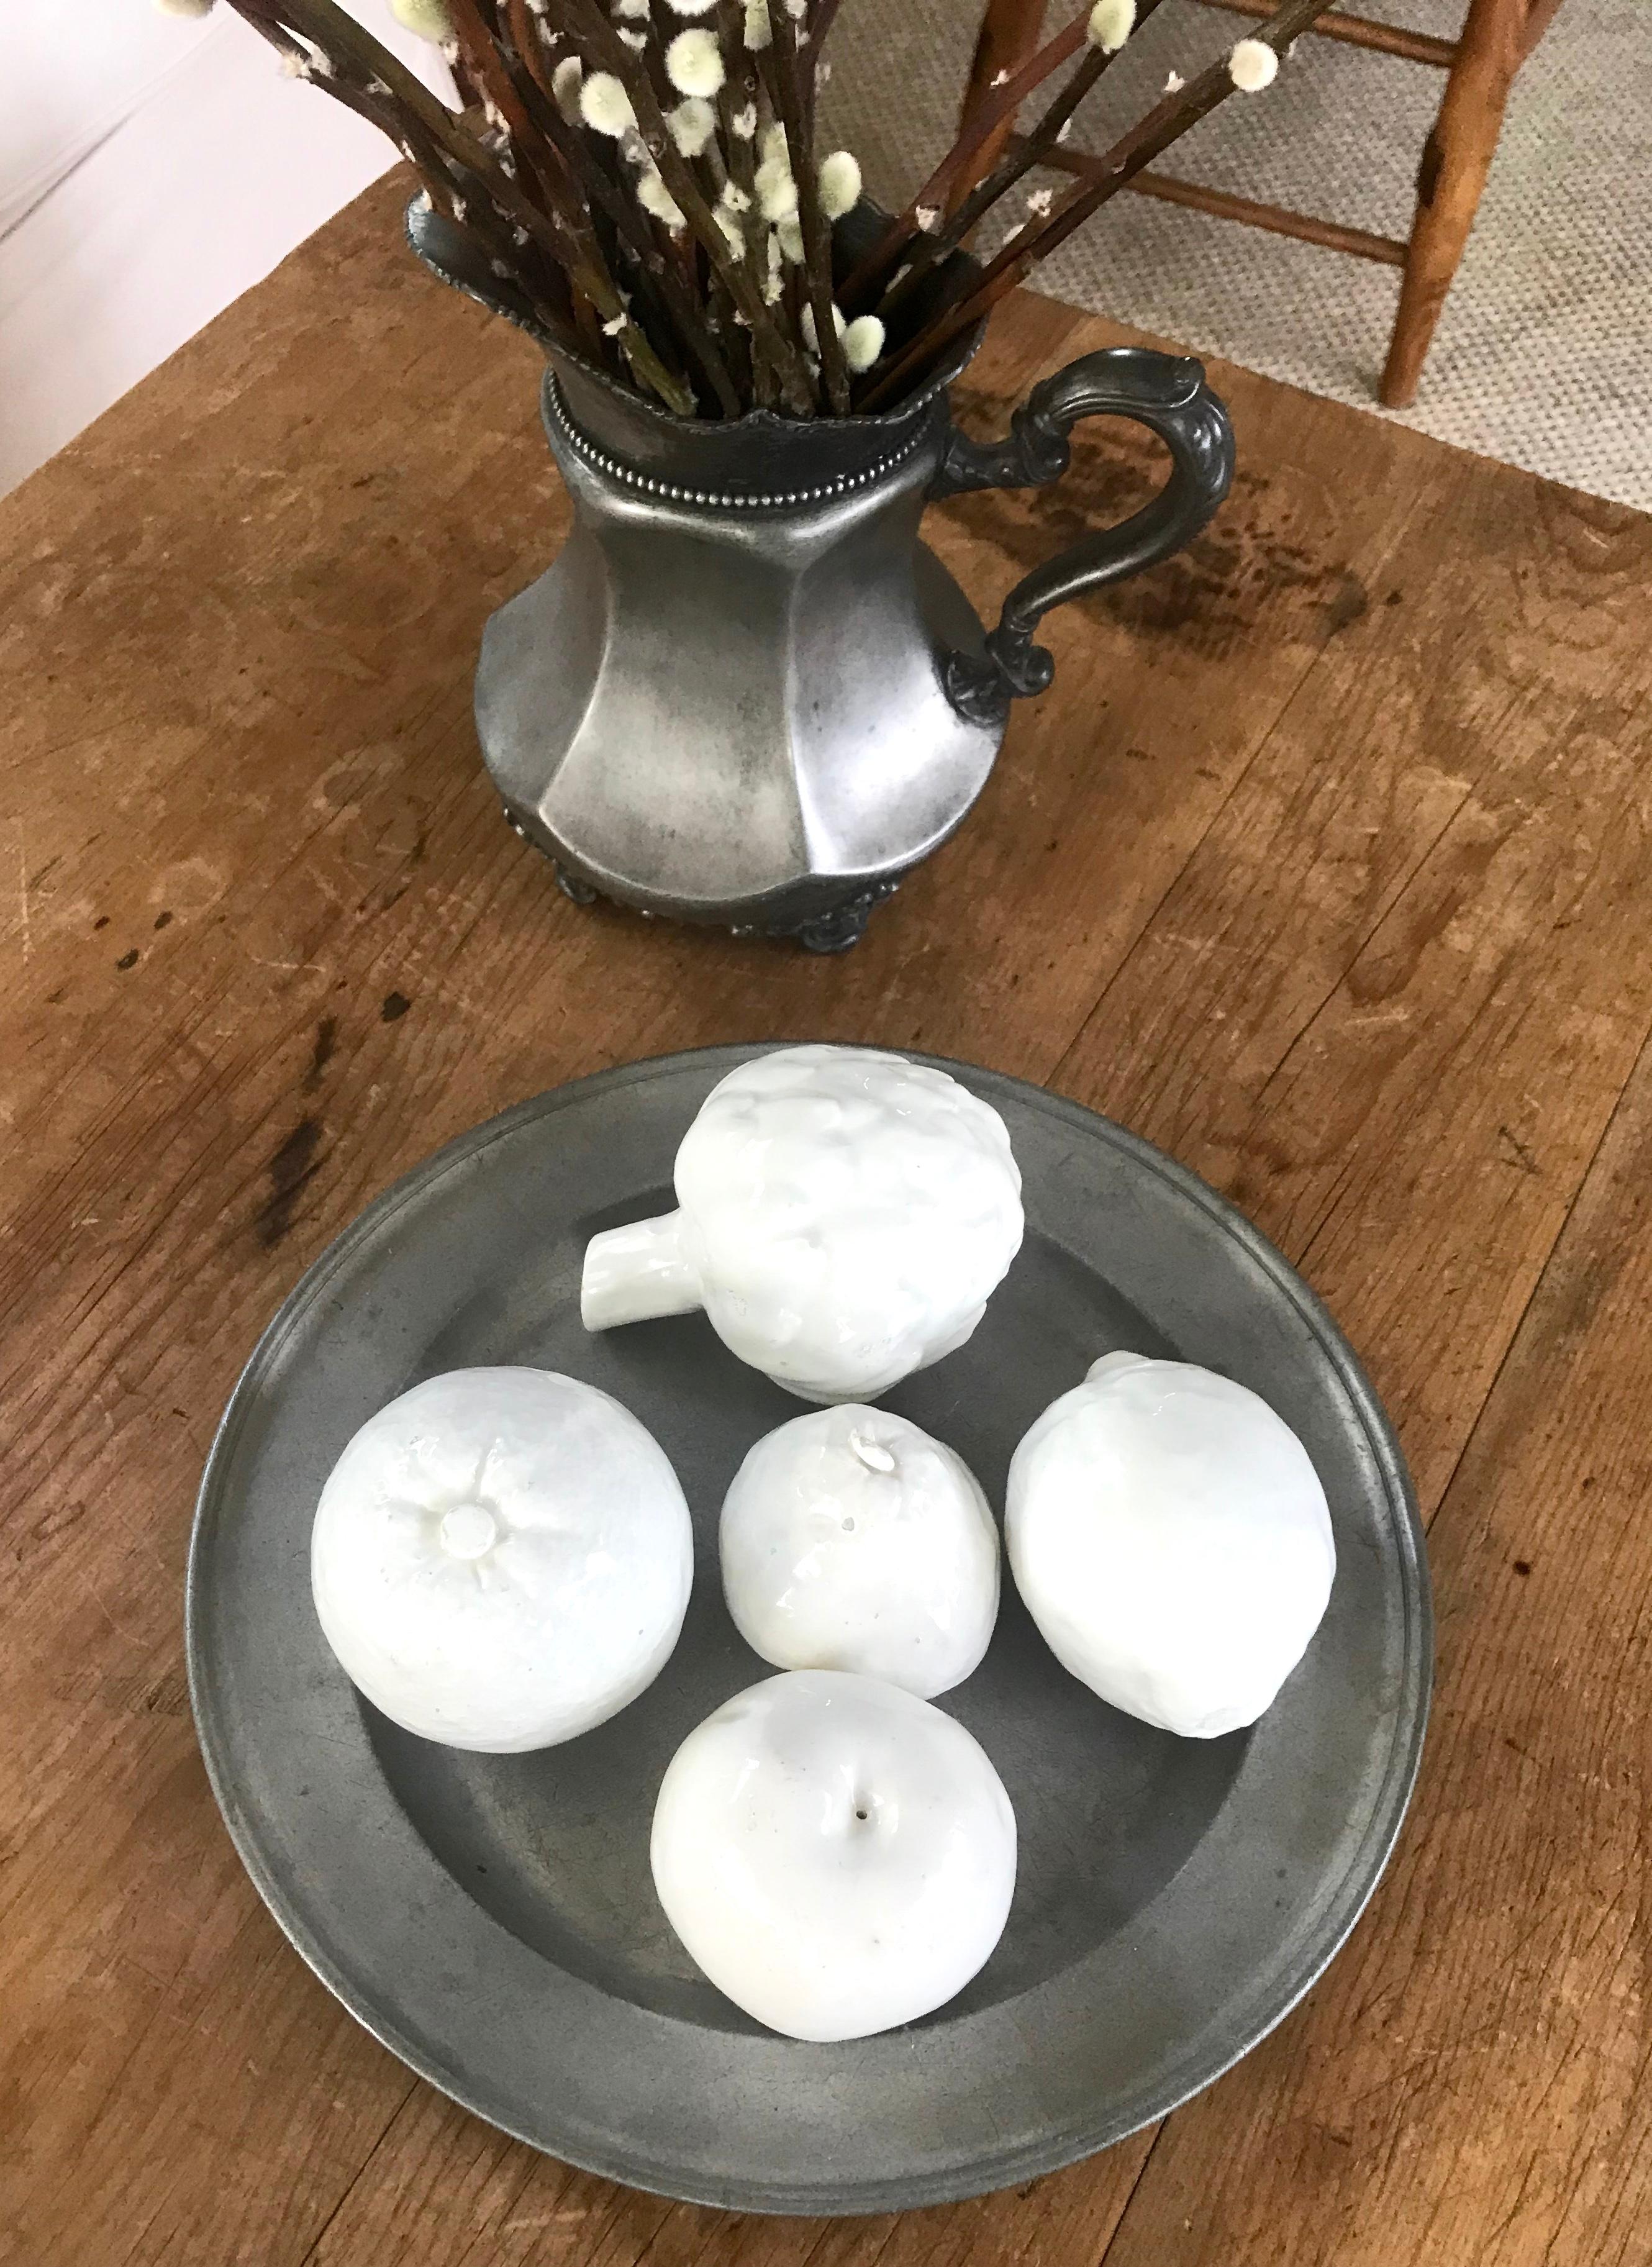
[{"left": 1007, "top": 1352, "right": 1335, "bottom": 1737}]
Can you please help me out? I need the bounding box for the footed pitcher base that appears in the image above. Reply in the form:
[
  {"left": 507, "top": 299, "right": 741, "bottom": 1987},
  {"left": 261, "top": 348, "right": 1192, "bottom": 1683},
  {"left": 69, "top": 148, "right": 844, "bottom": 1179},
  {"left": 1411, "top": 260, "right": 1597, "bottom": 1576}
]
[{"left": 507, "top": 811, "right": 900, "bottom": 953}]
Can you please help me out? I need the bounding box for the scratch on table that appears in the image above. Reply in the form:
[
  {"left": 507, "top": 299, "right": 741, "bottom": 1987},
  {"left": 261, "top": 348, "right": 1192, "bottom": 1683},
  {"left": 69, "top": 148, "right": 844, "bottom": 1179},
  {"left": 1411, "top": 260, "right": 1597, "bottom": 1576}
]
[{"left": 84, "top": 1579, "right": 142, "bottom": 1648}]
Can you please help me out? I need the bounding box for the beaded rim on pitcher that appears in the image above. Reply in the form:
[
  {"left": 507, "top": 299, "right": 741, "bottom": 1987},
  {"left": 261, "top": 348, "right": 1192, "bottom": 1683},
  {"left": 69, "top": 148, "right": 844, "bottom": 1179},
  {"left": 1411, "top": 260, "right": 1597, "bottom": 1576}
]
[{"left": 543, "top": 376, "right": 930, "bottom": 509}]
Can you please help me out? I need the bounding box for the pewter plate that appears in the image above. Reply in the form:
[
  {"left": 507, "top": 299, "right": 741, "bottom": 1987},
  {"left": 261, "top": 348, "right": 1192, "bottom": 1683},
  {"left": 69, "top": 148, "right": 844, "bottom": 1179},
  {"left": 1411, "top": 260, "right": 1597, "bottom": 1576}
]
[{"left": 187, "top": 1047, "right": 1430, "bottom": 2215}]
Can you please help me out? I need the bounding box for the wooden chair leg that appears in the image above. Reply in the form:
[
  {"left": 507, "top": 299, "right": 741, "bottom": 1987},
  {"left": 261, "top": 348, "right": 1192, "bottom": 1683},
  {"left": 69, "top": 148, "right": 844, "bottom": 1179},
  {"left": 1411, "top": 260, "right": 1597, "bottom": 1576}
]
[
  {"left": 1522, "top": 0, "right": 1565, "bottom": 55},
  {"left": 1381, "top": 0, "right": 1530, "bottom": 408},
  {"left": 952, "top": 0, "right": 1049, "bottom": 212}
]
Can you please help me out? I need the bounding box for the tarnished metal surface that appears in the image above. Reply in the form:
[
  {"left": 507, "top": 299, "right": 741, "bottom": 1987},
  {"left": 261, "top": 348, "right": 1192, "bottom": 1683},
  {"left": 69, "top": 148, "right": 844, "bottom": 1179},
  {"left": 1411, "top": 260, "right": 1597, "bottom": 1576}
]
[{"left": 188, "top": 1048, "right": 1430, "bottom": 2214}]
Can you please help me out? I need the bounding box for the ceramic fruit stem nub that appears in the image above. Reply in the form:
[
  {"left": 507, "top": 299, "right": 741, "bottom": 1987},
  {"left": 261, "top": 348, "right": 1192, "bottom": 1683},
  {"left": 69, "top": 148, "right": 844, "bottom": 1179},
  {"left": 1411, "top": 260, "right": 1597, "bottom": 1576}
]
[{"left": 581, "top": 1211, "right": 703, "bottom": 1328}]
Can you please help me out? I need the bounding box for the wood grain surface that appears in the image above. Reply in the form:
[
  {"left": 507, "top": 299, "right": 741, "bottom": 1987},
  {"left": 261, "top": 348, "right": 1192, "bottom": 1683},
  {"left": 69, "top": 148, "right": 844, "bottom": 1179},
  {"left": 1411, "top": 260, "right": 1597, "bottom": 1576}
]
[{"left": 1, "top": 170, "right": 1647, "bottom": 2267}]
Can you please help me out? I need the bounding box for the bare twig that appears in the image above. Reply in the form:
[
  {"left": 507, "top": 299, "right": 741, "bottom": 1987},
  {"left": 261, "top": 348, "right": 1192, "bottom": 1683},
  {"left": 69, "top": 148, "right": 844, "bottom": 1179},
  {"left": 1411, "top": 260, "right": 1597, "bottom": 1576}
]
[
  {"left": 879, "top": 0, "right": 1172, "bottom": 324},
  {"left": 838, "top": 2, "right": 1094, "bottom": 310},
  {"left": 806, "top": 0, "right": 846, "bottom": 121},
  {"left": 860, "top": 0, "right": 1341, "bottom": 407}
]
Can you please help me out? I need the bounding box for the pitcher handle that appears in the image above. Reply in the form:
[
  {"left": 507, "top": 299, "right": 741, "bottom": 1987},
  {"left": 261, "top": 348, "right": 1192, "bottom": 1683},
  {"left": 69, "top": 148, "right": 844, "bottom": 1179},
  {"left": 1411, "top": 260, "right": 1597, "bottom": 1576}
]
[{"left": 930, "top": 347, "right": 1235, "bottom": 725}]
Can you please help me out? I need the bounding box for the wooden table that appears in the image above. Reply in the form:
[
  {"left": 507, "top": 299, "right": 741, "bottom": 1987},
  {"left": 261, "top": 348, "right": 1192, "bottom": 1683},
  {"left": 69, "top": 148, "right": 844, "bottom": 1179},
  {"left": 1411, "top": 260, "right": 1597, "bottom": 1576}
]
[{"left": 2, "top": 172, "right": 1648, "bottom": 2267}]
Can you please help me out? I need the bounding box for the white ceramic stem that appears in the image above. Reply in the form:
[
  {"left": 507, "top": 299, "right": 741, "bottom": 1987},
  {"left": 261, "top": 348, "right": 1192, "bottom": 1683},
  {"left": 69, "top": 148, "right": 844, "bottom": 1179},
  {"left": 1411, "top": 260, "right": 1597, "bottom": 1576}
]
[{"left": 581, "top": 1211, "right": 704, "bottom": 1330}]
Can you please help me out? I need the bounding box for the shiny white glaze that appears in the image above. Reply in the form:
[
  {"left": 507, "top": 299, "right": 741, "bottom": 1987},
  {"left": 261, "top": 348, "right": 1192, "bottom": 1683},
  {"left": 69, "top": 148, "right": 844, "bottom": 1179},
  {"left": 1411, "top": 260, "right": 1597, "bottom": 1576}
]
[
  {"left": 651, "top": 1669, "right": 1017, "bottom": 2040},
  {"left": 311, "top": 1366, "right": 692, "bottom": 1752},
  {"left": 720, "top": 1405, "right": 999, "bottom": 1697},
  {"left": 1007, "top": 1352, "right": 1336, "bottom": 1737},
  {"left": 581, "top": 1045, "right": 1024, "bottom": 1402}
]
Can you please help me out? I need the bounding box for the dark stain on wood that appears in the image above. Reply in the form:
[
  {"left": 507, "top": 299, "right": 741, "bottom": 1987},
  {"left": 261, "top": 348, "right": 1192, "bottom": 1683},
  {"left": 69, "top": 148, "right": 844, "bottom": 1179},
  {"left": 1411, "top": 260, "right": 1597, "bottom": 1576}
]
[
  {"left": 1498, "top": 1125, "right": 1541, "bottom": 1176},
  {"left": 1323, "top": 572, "right": 1370, "bottom": 634},
  {"left": 115, "top": 949, "right": 138, "bottom": 971},
  {"left": 381, "top": 990, "right": 411, "bottom": 1023},
  {"left": 142, "top": 1669, "right": 191, "bottom": 1716},
  {"left": 258, "top": 1117, "right": 324, "bottom": 1248},
  {"left": 153, "top": 910, "right": 173, "bottom": 931},
  {"left": 937, "top": 402, "right": 1345, "bottom": 659},
  {"left": 305, "top": 1014, "right": 339, "bottom": 1092}
]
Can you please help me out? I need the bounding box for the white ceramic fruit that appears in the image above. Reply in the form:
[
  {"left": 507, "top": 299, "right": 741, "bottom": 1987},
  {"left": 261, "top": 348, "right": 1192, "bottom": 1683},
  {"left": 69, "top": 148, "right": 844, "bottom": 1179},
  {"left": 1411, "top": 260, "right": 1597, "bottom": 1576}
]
[
  {"left": 1006, "top": 1352, "right": 1335, "bottom": 1738},
  {"left": 581, "top": 1044, "right": 1023, "bottom": 1402},
  {"left": 651, "top": 1669, "right": 1017, "bottom": 2041},
  {"left": 311, "top": 1366, "right": 692, "bottom": 1752},
  {"left": 720, "top": 1405, "right": 999, "bottom": 1697}
]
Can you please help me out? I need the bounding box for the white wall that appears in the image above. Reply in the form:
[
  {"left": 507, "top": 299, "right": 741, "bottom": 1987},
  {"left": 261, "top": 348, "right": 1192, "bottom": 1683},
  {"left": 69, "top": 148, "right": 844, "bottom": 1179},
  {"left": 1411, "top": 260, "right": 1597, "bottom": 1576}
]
[{"left": 0, "top": 2, "right": 453, "bottom": 497}]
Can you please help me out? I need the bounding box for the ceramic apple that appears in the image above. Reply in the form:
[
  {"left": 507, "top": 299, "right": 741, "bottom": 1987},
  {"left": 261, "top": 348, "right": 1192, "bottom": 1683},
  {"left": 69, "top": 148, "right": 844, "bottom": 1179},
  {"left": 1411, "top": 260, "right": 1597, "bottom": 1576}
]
[
  {"left": 1006, "top": 1352, "right": 1335, "bottom": 1737},
  {"left": 720, "top": 1405, "right": 999, "bottom": 1697},
  {"left": 311, "top": 1366, "right": 692, "bottom": 1751},
  {"left": 580, "top": 1044, "right": 1023, "bottom": 1402},
  {"left": 651, "top": 1669, "right": 1017, "bottom": 2040}
]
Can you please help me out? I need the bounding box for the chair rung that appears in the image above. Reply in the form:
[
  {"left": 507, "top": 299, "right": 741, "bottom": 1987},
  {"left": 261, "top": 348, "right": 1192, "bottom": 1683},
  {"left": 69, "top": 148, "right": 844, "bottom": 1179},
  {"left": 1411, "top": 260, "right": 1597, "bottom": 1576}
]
[
  {"left": 1193, "top": 0, "right": 1459, "bottom": 68},
  {"left": 1018, "top": 140, "right": 1410, "bottom": 268}
]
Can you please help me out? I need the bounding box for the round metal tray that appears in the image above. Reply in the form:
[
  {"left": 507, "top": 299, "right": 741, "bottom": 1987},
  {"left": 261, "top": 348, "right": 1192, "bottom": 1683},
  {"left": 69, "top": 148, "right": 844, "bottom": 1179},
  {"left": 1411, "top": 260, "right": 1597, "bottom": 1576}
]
[{"left": 187, "top": 1047, "right": 1430, "bottom": 2214}]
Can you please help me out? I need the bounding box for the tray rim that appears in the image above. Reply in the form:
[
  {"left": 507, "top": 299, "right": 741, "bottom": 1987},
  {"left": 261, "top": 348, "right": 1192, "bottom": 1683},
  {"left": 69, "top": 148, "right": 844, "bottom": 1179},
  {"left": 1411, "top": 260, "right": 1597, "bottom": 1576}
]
[{"left": 186, "top": 1043, "right": 1433, "bottom": 2214}]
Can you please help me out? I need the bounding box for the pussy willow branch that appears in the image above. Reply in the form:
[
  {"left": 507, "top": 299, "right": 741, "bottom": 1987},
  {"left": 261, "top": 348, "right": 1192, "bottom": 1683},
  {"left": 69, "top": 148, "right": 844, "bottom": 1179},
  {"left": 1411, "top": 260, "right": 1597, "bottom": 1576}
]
[
  {"left": 558, "top": 0, "right": 818, "bottom": 411},
  {"left": 400, "top": 109, "right": 570, "bottom": 327},
  {"left": 761, "top": 0, "right": 850, "bottom": 413},
  {"left": 234, "top": 0, "right": 698, "bottom": 409},
  {"left": 209, "top": 0, "right": 1340, "bottom": 424},
  {"left": 237, "top": 0, "right": 522, "bottom": 203},
  {"left": 860, "top": 0, "right": 1341, "bottom": 408},
  {"left": 234, "top": 1, "right": 581, "bottom": 343},
  {"left": 445, "top": 0, "right": 615, "bottom": 356},
  {"left": 804, "top": 0, "right": 844, "bottom": 131},
  {"left": 503, "top": 26, "right": 703, "bottom": 393},
  {"left": 713, "top": 0, "right": 773, "bottom": 406},
  {"left": 450, "top": 0, "right": 693, "bottom": 405},
  {"left": 504, "top": 0, "right": 742, "bottom": 412},
  {"left": 838, "top": 2, "right": 1094, "bottom": 311},
  {"left": 666, "top": 0, "right": 748, "bottom": 401},
  {"left": 879, "top": 0, "right": 1173, "bottom": 324}
]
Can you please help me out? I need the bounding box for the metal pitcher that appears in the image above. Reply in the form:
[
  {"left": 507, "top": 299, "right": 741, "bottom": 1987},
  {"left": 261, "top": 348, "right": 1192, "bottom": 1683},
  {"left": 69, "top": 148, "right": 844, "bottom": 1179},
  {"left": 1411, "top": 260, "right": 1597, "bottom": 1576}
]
[{"left": 410, "top": 201, "right": 1233, "bottom": 952}]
